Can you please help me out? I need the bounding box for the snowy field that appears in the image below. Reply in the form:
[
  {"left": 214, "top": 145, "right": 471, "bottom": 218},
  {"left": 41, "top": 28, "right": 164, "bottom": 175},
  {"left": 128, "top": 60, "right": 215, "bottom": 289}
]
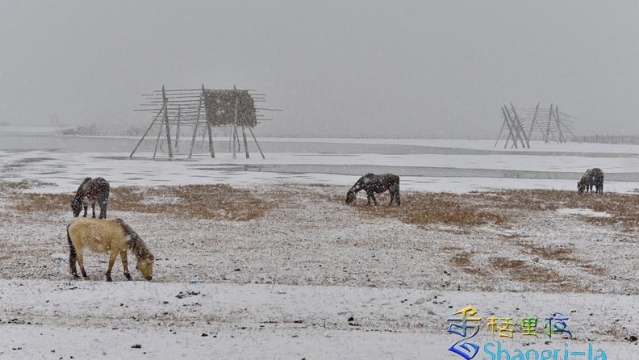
[{"left": 0, "top": 136, "right": 638, "bottom": 359}]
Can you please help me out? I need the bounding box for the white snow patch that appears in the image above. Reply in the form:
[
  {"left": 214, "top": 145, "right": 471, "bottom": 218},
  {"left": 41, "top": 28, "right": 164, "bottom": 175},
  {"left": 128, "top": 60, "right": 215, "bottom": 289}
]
[{"left": 557, "top": 208, "right": 612, "bottom": 218}]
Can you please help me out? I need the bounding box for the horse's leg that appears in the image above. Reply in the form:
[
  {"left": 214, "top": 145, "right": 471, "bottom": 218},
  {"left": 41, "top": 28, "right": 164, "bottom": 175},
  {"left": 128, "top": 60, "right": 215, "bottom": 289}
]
[
  {"left": 82, "top": 199, "right": 89, "bottom": 217},
  {"left": 76, "top": 252, "right": 88, "bottom": 279},
  {"left": 105, "top": 251, "right": 119, "bottom": 282},
  {"left": 99, "top": 200, "right": 108, "bottom": 219},
  {"left": 388, "top": 186, "right": 400, "bottom": 206},
  {"left": 369, "top": 192, "right": 378, "bottom": 206},
  {"left": 68, "top": 227, "right": 80, "bottom": 279},
  {"left": 91, "top": 201, "right": 96, "bottom": 218},
  {"left": 69, "top": 247, "right": 79, "bottom": 279},
  {"left": 120, "top": 250, "right": 131, "bottom": 280}
]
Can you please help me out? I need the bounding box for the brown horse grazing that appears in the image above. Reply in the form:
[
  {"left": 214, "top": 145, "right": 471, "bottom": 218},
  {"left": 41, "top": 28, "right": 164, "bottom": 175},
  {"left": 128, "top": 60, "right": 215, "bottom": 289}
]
[
  {"left": 67, "top": 218, "right": 155, "bottom": 282},
  {"left": 71, "top": 177, "right": 110, "bottom": 219},
  {"left": 346, "top": 173, "right": 400, "bottom": 206},
  {"left": 578, "top": 168, "right": 604, "bottom": 194}
]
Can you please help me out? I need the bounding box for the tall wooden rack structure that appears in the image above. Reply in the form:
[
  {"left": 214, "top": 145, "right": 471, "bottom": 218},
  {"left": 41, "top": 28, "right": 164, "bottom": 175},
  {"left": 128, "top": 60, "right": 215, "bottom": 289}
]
[
  {"left": 131, "top": 85, "right": 275, "bottom": 160},
  {"left": 495, "top": 103, "right": 579, "bottom": 148}
]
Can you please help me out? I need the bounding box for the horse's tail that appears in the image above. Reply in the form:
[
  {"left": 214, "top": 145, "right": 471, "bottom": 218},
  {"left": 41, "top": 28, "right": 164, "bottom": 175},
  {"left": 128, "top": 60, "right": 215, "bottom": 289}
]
[{"left": 67, "top": 224, "right": 78, "bottom": 276}]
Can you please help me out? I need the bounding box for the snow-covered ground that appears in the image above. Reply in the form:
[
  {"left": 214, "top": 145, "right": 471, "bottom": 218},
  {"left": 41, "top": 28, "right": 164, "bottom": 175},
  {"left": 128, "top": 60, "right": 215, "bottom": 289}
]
[{"left": 0, "top": 138, "right": 638, "bottom": 359}]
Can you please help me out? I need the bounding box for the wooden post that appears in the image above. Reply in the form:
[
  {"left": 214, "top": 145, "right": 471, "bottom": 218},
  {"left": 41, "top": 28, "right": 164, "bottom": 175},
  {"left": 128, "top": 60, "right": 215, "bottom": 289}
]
[
  {"left": 554, "top": 105, "right": 565, "bottom": 143},
  {"left": 503, "top": 105, "right": 522, "bottom": 148},
  {"left": 501, "top": 106, "right": 513, "bottom": 149},
  {"left": 153, "top": 108, "right": 164, "bottom": 159},
  {"left": 161, "top": 86, "right": 174, "bottom": 159},
  {"left": 248, "top": 127, "right": 266, "bottom": 159},
  {"left": 527, "top": 103, "right": 539, "bottom": 141},
  {"left": 232, "top": 85, "right": 239, "bottom": 160},
  {"left": 175, "top": 104, "right": 181, "bottom": 153},
  {"left": 187, "top": 86, "right": 205, "bottom": 160},
  {"left": 510, "top": 103, "right": 530, "bottom": 148},
  {"left": 241, "top": 125, "right": 250, "bottom": 158},
  {"left": 207, "top": 121, "right": 214, "bottom": 158},
  {"left": 545, "top": 104, "right": 553, "bottom": 143},
  {"left": 494, "top": 108, "right": 507, "bottom": 147},
  {"left": 130, "top": 105, "right": 164, "bottom": 158},
  {"left": 501, "top": 106, "right": 517, "bottom": 149}
]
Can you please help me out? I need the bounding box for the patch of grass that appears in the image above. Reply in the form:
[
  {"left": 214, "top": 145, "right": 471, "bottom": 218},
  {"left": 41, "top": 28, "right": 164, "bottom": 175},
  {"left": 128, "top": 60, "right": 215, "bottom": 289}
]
[
  {"left": 451, "top": 251, "right": 484, "bottom": 275},
  {"left": 10, "top": 184, "right": 273, "bottom": 221},
  {"left": 0, "top": 180, "right": 56, "bottom": 191},
  {"left": 490, "top": 189, "right": 639, "bottom": 229},
  {"left": 110, "top": 184, "right": 274, "bottom": 221},
  {"left": 351, "top": 192, "right": 506, "bottom": 227},
  {"left": 11, "top": 193, "right": 72, "bottom": 213},
  {"left": 351, "top": 189, "right": 639, "bottom": 231},
  {"left": 488, "top": 256, "right": 590, "bottom": 292},
  {"left": 527, "top": 244, "right": 574, "bottom": 262},
  {"left": 579, "top": 263, "right": 607, "bottom": 276}
]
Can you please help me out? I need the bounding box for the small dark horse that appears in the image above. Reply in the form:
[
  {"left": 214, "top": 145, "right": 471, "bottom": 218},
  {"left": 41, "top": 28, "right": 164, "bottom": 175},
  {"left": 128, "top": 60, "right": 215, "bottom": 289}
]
[
  {"left": 71, "top": 177, "right": 110, "bottom": 219},
  {"left": 577, "top": 168, "right": 604, "bottom": 194},
  {"left": 346, "top": 173, "right": 400, "bottom": 206}
]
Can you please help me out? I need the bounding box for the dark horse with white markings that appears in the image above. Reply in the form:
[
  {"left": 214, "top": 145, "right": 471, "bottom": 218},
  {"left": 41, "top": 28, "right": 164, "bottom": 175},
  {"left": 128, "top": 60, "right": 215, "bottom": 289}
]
[
  {"left": 71, "top": 177, "right": 110, "bottom": 219},
  {"left": 346, "top": 173, "right": 400, "bottom": 206},
  {"left": 577, "top": 168, "right": 604, "bottom": 194}
]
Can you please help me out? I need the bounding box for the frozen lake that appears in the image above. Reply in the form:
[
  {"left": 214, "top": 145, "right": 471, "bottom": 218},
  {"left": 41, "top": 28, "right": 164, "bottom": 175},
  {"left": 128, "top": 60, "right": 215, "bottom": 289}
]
[{"left": 1, "top": 128, "right": 638, "bottom": 193}]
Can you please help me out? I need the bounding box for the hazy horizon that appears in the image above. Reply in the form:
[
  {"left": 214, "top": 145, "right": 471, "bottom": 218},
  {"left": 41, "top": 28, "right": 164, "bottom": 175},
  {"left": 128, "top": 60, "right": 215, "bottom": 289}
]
[{"left": 1, "top": 1, "right": 637, "bottom": 138}]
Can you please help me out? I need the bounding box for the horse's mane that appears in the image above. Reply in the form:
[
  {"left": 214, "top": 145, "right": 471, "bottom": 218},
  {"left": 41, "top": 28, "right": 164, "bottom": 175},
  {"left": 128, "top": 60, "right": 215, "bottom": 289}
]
[
  {"left": 74, "top": 177, "right": 92, "bottom": 197},
  {"left": 115, "top": 218, "right": 154, "bottom": 260}
]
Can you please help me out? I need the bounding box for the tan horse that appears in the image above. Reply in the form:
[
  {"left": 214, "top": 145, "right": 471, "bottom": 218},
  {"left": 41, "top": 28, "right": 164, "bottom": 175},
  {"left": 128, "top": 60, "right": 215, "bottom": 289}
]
[{"left": 67, "top": 218, "right": 155, "bottom": 281}]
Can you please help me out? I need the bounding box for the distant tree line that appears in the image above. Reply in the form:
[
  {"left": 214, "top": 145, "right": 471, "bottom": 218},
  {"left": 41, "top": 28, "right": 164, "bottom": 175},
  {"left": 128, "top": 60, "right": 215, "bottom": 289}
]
[
  {"left": 62, "top": 124, "right": 148, "bottom": 137},
  {"left": 575, "top": 135, "right": 639, "bottom": 144}
]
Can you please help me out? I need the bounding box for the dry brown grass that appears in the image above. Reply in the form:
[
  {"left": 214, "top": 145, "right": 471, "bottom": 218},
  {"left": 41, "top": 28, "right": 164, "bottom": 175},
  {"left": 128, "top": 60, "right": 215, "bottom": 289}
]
[
  {"left": 451, "top": 251, "right": 484, "bottom": 275},
  {"left": 521, "top": 243, "right": 608, "bottom": 277},
  {"left": 348, "top": 189, "right": 639, "bottom": 230},
  {"left": 115, "top": 184, "right": 274, "bottom": 221},
  {"left": 11, "top": 193, "right": 72, "bottom": 213},
  {"left": 351, "top": 192, "right": 506, "bottom": 227},
  {"left": 489, "top": 256, "right": 587, "bottom": 291},
  {"left": 526, "top": 244, "right": 574, "bottom": 262},
  {"left": 9, "top": 184, "right": 274, "bottom": 221},
  {"left": 490, "top": 189, "right": 639, "bottom": 230},
  {"left": 0, "top": 180, "right": 57, "bottom": 191}
]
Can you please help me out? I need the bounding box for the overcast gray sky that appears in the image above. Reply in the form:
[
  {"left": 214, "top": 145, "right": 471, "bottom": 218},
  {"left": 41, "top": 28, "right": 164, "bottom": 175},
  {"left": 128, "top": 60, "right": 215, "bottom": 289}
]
[{"left": 1, "top": 1, "right": 637, "bottom": 138}]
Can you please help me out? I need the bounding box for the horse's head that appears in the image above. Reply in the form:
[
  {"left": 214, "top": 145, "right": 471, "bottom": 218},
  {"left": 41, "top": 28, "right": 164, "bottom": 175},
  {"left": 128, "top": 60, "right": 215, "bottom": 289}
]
[
  {"left": 577, "top": 181, "right": 585, "bottom": 194},
  {"left": 71, "top": 198, "right": 82, "bottom": 217},
  {"left": 346, "top": 189, "right": 356, "bottom": 204},
  {"left": 136, "top": 255, "right": 154, "bottom": 280}
]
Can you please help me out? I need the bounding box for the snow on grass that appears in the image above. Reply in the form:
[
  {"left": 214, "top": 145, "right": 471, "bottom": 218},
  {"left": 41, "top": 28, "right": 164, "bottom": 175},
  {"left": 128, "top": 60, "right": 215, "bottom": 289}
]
[
  {"left": 1, "top": 139, "right": 638, "bottom": 359},
  {"left": 557, "top": 208, "right": 612, "bottom": 218}
]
